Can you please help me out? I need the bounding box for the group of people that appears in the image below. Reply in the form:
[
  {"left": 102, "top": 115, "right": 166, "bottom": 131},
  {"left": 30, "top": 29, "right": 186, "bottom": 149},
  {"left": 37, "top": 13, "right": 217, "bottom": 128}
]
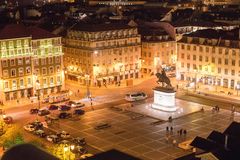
[{"left": 212, "top": 105, "right": 220, "bottom": 113}]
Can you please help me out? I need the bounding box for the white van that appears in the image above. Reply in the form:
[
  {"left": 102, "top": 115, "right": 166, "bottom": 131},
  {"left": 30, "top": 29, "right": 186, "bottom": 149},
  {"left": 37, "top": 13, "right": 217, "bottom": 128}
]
[{"left": 125, "top": 92, "right": 147, "bottom": 102}]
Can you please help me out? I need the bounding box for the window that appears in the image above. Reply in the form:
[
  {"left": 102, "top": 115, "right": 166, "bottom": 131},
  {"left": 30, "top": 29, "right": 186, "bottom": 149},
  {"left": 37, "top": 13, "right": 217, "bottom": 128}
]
[
  {"left": 3, "top": 70, "right": 8, "bottom": 77},
  {"left": 219, "top": 48, "right": 222, "bottom": 54},
  {"left": 181, "top": 62, "right": 184, "bottom": 68},
  {"left": 199, "top": 46, "right": 203, "bottom": 52},
  {"left": 206, "top": 47, "right": 209, "bottom": 52},
  {"left": 10, "top": 59, "right": 15, "bottom": 66},
  {"left": 56, "top": 66, "right": 60, "bottom": 72},
  {"left": 212, "top": 57, "right": 215, "bottom": 63},
  {"left": 225, "top": 49, "right": 229, "bottom": 55},
  {"left": 11, "top": 69, "right": 16, "bottom": 77},
  {"left": 18, "top": 58, "right": 23, "bottom": 65},
  {"left": 2, "top": 60, "right": 7, "bottom": 67},
  {"left": 199, "top": 56, "right": 202, "bottom": 61},
  {"left": 224, "top": 69, "right": 228, "bottom": 75},
  {"left": 187, "top": 63, "right": 190, "bottom": 69},
  {"left": 20, "top": 79, "right": 24, "bottom": 86},
  {"left": 187, "top": 45, "right": 190, "bottom": 50},
  {"left": 181, "top": 53, "right": 184, "bottom": 59},
  {"left": 50, "top": 77, "right": 54, "bottom": 84},
  {"left": 218, "top": 68, "right": 221, "bottom": 74},
  {"left": 56, "top": 56, "right": 60, "bottom": 63},
  {"left": 212, "top": 47, "right": 215, "bottom": 53},
  {"left": 199, "top": 65, "right": 202, "bottom": 70},
  {"left": 205, "top": 56, "right": 208, "bottom": 62},
  {"left": 19, "top": 68, "right": 24, "bottom": 76},
  {"left": 25, "top": 57, "right": 30, "bottom": 64},
  {"left": 34, "top": 69, "right": 39, "bottom": 75},
  {"left": 232, "top": 50, "right": 236, "bottom": 56},
  {"left": 28, "top": 78, "right": 31, "bottom": 85},
  {"left": 57, "top": 76, "right": 61, "bottom": 83},
  {"left": 49, "top": 67, "right": 54, "bottom": 74},
  {"left": 218, "top": 58, "right": 222, "bottom": 64},
  {"left": 42, "top": 68, "right": 47, "bottom": 75},
  {"left": 232, "top": 60, "right": 235, "bottom": 66},
  {"left": 187, "top": 54, "right": 190, "bottom": 60},
  {"left": 43, "top": 78, "right": 47, "bottom": 85},
  {"left": 193, "top": 46, "right": 196, "bottom": 51},
  {"left": 193, "top": 55, "right": 196, "bottom": 60},
  {"left": 231, "top": 70, "right": 235, "bottom": 76},
  {"left": 34, "top": 59, "right": 39, "bottom": 66},
  {"left": 12, "top": 80, "right": 17, "bottom": 88},
  {"left": 225, "top": 59, "right": 228, "bottom": 65},
  {"left": 4, "top": 81, "right": 8, "bottom": 89},
  {"left": 41, "top": 58, "right": 46, "bottom": 65},
  {"left": 181, "top": 44, "right": 185, "bottom": 49},
  {"left": 26, "top": 67, "right": 31, "bottom": 74},
  {"left": 49, "top": 57, "right": 53, "bottom": 64}
]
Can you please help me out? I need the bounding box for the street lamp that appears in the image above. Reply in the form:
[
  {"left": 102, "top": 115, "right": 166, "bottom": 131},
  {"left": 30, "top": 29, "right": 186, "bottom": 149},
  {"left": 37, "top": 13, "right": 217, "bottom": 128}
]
[
  {"left": 36, "top": 80, "right": 40, "bottom": 110},
  {"left": 85, "top": 74, "right": 91, "bottom": 98}
]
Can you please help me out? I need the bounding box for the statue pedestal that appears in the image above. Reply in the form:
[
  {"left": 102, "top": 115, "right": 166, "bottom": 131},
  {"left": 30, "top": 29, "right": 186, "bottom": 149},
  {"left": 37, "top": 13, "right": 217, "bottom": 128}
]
[{"left": 152, "top": 87, "right": 178, "bottom": 112}]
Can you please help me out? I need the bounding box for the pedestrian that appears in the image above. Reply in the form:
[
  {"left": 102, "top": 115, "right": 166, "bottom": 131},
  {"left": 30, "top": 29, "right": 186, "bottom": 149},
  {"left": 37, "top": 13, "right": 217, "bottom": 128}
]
[
  {"left": 201, "top": 106, "right": 204, "bottom": 112},
  {"left": 168, "top": 116, "right": 172, "bottom": 122},
  {"left": 176, "top": 84, "right": 179, "bottom": 90},
  {"left": 170, "top": 126, "right": 173, "bottom": 133},
  {"left": 78, "top": 89, "right": 79, "bottom": 93},
  {"left": 183, "top": 129, "right": 187, "bottom": 136},
  {"left": 179, "top": 129, "right": 183, "bottom": 136},
  {"left": 172, "top": 139, "right": 177, "bottom": 146},
  {"left": 232, "top": 105, "right": 235, "bottom": 114},
  {"left": 166, "top": 126, "right": 169, "bottom": 132},
  {"left": 118, "top": 81, "right": 121, "bottom": 86}
]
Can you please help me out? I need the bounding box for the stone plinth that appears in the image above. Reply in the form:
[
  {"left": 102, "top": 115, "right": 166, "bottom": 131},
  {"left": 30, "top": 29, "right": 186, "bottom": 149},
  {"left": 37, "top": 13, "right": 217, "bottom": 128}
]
[{"left": 152, "top": 87, "right": 178, "bottom": 112}]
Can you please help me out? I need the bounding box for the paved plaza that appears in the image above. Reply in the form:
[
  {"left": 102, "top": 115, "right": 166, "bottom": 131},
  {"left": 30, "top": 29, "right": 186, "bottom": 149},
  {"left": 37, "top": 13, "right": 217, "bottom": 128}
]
[
  {"left": 47, "top": 102, "right": 240, "bottom": 160},
  {"left": 116, "top": 98, "right": 203, "bottom": 121}
]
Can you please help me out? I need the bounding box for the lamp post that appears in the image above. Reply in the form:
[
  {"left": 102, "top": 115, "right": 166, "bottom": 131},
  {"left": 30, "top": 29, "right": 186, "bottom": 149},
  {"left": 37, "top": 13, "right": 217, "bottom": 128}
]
[
  {"left": 85, "top": 74, "right": 90, "bottom": 98},
  {"left": 36, "top": 80, "right": 40, "bottom": 110}
]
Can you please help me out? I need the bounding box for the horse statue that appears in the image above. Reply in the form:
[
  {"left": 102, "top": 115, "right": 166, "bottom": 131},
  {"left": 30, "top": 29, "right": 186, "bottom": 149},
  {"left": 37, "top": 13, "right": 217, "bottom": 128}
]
[{"left": 155, "top": 69, "right": 172, "bottom": 88}]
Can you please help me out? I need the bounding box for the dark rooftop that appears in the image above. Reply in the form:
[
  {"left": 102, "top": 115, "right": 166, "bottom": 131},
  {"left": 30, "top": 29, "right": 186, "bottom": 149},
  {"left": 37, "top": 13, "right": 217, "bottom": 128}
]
[
  {"left": 0, "top": 24, "right": 59, "bottom": 40},
  {"left": 71, "top": 22, "right": 135, "bottom": 32}
]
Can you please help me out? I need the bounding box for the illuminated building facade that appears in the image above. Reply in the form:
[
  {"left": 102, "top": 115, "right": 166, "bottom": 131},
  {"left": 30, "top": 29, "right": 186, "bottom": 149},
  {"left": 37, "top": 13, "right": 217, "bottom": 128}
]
[
  {"left": 141, "top": 30, "right": 176, "bottom": 75},
  {"left": 0, "top": 24, "right": 64, "bottom": 102},
  {"left": 202, "top": 0, "right": 240, "bottom": 5},
  {"left": 64, "top": 23, "right": 141, "bottom": 85},
  {"left": 176, "top": 29, "right": 240, "bottom": 91}
]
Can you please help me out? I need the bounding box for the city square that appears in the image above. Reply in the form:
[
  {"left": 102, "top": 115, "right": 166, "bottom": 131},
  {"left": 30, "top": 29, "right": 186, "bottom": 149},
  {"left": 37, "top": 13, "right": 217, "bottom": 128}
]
[{"left": 0, "top": 0, "right": 240, "bottom": 160}]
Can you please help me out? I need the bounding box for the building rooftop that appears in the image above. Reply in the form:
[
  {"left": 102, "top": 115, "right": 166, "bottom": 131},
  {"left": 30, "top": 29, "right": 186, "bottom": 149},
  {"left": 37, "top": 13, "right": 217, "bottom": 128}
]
[
  {"left": 71, "top": 22, "right": 135, "bottom": 32},
  {"left": 0, "top": 24, "right": 30, "bottom": 39},
  {"left": 0, "top": 24, "right": 59, "bottom": 40}
]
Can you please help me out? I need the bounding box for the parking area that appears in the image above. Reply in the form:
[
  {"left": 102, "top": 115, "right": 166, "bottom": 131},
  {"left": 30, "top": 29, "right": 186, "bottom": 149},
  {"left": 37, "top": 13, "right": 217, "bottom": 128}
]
[{"left": 44, "top": 105, "right": 240, "bottom": 160}]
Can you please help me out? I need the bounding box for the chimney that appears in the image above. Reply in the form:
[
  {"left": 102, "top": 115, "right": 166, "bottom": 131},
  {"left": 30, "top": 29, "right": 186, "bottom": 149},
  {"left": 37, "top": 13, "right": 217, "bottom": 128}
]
[{"left": 224, "top": 134, "right": 228, "bottom": 150}]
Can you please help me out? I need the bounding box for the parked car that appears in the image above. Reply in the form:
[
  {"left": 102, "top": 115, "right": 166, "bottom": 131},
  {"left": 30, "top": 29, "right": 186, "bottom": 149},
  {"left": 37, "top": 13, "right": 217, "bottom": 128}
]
[
  {"left": 68, "top": 101, "right": 85, "bottom": 108},
  {"left": 46, "top": 135, "right": 61, "bottom": 143},
  {"left": 34, "top": 129, "right": 47, "bottom": 138},
  {"left": 31, "top": 121, "right": 43, "bottom": 129},
  {"left": 79, "top": 153, "right": 93, "bottom": 159},
  {"left": 125, "top": 92, "right": 147, "bottom": 102},
  {"left": 3, "top": 116, "right": 13, "bottom": 124},
  {"left": 72, "top": 137, "right": 86, "bottom": 146},
  {"left": 57, "top": 131, "right": 70, "bottom": 139},
  {"left": 71, "top": 145, "right": 87, "bottom": 154},
  {"left": 24, "top": 124, "right": 36, "bottom": 132},
  {"left": 73, "top": 109, "right": 85, "bottom": 115},
  {"left": 38, "top": 109, "right": 50, "bottom": 116},
  {"left": 94, "top": 123, "right": 111, "bottom": 130},
  {"left": 58, "top": 112, "right": 72, "bottom": 119},
  {"left": 30, "top": 108, "right": 39, "bottom": 114},
  {"left": 48, "top": 105, "right": 58, "bottom": 110},
  {"left": 58, "top": 105, "right": 71, "bottom": 111}
]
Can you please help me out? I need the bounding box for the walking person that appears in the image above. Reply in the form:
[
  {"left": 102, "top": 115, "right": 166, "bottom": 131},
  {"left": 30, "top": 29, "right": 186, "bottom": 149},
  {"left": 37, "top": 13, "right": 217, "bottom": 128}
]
[
  {"left": 231, "top": 105, "right": 235, "bottom": 114},
  {"left": 179, "top": 129, "right": 183, "bottom": 136},
  {"left": 166, "top": 126, "right": 169, "bottom": 132},
  {"left": 183, "top": 129, "right": 187, "bottom": 136},
  {"left": 170, "top": 126, "right": 173, "bottom": 134}
]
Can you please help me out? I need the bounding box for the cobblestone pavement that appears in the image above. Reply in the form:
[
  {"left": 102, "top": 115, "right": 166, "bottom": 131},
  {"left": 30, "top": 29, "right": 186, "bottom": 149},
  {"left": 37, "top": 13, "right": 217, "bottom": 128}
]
[{"left": 47, "top": 103, "right": 240, "bottom": 160}]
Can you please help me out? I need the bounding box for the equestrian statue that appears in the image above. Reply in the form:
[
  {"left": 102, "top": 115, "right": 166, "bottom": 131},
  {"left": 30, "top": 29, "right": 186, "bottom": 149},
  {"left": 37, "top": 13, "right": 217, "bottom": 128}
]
[{"left": 155, "top": 69, "right": 172, "bottom": 88}]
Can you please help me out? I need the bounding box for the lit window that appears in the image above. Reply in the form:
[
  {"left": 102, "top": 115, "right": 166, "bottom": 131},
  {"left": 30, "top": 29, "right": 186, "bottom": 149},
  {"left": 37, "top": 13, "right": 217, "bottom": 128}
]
[
  {"left": 49, "top": 67, "right": 54, "bottom": 74},
  {"left": 26, "top": 67, "right": 31, "bottom": 74},
  {"left": 3, "top": 70, "right": 8, "bottom": 77},
  {"left": 25, "top": 57, "right": 30, "bottom": 64},
  {"left": 2, "top": 60, "right": 7, "bottom": 67},
  {"left": 18, "top": 58, "right": 23, "bottom": 65},
  {"left": 4, "top": 81, "right": 9, "bottom": 89},
  {"left": 20, "top": 79, "right": 24, "bottom": 86},
  {"left": 19, "top": 68, "right": 24, "bottom": 76},
  {"left": 10, "top": 59, "right": 15, "bottom": 66},
  {"left": 11, "top": 69, "right": 16, "bottom": 77},
  {"left": 42, "top": 68, "right": 47, "bottom": 75}
]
